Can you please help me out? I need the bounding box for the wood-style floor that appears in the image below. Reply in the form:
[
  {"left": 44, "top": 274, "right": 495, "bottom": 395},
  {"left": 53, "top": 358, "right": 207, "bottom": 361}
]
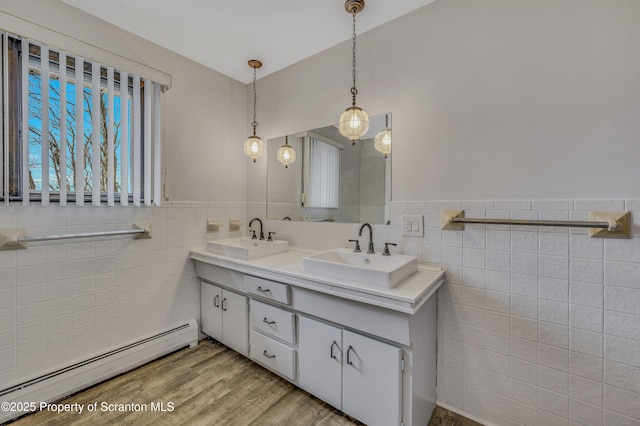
[
  {"left": 10, "top": 339, "right": 362, "bottom": 426},
  {"left": 10, "top": 338, "right": 476, "bottom": 426}
]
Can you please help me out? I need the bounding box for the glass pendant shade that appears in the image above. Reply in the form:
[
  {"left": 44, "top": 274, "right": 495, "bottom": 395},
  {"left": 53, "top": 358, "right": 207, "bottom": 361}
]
[
  {"left": 244, "top": 135, "right": 265, "bottom": 162},
  {"left": 374, "top": 128, "right": 392, "bottom": 158},
  {"left": 245, "top": 59, "right": 265, "bottom": 162},
  {"left": 339, "top": 1, "right": 368, "bottom": 144},
  {"left": 339, "top": 106, "right": 369, "bottom": 143},
  {"left": 277, "top": 146, "right": 295, "bottom": 167},
  {"left": 277, "top": 138, "right": 296, "bottom": 168}
]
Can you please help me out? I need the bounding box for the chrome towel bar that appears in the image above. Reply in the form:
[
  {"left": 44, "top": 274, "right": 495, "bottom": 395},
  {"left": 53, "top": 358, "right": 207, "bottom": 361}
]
[
  {"left": 17, "top": 228, "right": 148, "bottom": 243},
  {"left": 449, "top": 217, "right": 611, "bottom": 229},
  {"left": 0, "top": 223, "right": 151, "bottom": 250},
  {"left": 442, "top": 210, "right": 630, "bottom": 239}
]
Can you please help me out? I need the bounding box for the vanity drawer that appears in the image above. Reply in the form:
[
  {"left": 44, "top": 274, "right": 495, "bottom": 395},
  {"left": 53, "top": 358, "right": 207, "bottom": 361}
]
[
  {"left": 250, "top": 299, "right": 296, "bottom": 344},
  {"left": 245, "top": 275, "right": 290, "bottom": 305},
  {"left": 195, "top": 262, "right": 244, "bottom": 292},
  {"left": 250, "top": 330, "right": 296, "bottom": 380}
]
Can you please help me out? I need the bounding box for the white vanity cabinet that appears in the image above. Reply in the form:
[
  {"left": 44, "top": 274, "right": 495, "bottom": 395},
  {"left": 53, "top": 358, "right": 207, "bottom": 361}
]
[
  {"left": 192, "top": 250, "right": 443, "bottom": 426},
  {"left": 200, "top": 282, "right": 248, "bottom": 356},
  {"left": 298, "top": 315, "right": 402, "bottom": 426}
]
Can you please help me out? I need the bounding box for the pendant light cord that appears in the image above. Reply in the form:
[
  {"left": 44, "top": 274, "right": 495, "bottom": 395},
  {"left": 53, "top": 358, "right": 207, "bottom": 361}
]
[
  {"left": 252, "top": 67, "right": 258, "bottom": 135},
  {"left": 351, "top": 10, "right": 358, "bottom": 106}
]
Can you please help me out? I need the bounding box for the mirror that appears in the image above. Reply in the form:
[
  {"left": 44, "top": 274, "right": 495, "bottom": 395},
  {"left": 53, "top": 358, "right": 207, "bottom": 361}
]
[{"left": 267, "top": 113, "right": 392, "bottom": 224}]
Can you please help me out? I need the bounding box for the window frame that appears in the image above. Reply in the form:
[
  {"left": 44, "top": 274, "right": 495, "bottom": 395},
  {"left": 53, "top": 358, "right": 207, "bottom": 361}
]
[{"left": 2, "top": 33, "right": 150, "bottom": 204}]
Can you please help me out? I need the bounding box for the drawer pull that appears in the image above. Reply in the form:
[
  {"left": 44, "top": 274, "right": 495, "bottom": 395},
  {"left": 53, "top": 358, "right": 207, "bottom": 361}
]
[
  {"left": 256, "top": 286, "right": 272, "bottom": 295},
  {"left": 330, "top": 340, "right": 339, "bottom": 360},
  {"left": 262, "top": 317, "right": 276, "bottom": 326},
  {"left": 263, "top": 350, "right": 276, "bottom": 359},
  {"left": 213, "top": 294, "right": 220, "bottom": 308},
  {"left": 346, "top": 345, "right": 354, "bottom": 366},
  {"left": 221, "top": 298, "right": 227, "bottom": 311}
]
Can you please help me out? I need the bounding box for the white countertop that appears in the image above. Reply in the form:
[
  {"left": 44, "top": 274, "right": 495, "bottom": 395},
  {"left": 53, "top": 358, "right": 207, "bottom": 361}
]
[{"left": 189, "top": 248, "right": 444, "bottom": 314}]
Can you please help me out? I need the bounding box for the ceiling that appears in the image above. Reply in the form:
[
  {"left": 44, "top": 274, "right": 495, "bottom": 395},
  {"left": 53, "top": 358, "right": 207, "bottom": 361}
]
[{"left": 61, "top": 0, "right": 436, "bottom": 83}]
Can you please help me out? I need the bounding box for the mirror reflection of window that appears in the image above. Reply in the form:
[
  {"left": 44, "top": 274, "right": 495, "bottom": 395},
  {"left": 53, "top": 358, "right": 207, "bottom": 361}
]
[
  {"left": 304, "top": 137, "right": 340, "bottom": 208},
  {"left": 265, "top": 112, "right": 391, "bottom": 224}
]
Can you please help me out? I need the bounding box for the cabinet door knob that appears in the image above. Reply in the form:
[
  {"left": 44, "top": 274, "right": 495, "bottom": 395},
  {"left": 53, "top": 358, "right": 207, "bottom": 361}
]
[
  {"left": 213, "top": 294, "right": 220, "bottom": 308},
  {"left": 221, "top": 298, "right": 227, "bottom": 311},
  {"left": 263, "top": 350, "right": 276, "bottom": 359},
  {"left": 346, "top": 345, "right": 354, "bottom": 365},
  {"left": 262, "top": 317, "right": 276, "bottom": 326},
  {"left": 330, "top": 340, "right": 339, "bottom": 360}
]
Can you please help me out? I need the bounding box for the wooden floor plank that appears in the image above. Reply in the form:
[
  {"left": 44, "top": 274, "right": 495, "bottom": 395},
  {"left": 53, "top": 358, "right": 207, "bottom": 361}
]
[
  {"left": 10, "top": 339, "right": 483, "bottom": 426},
  {"left": 10, "top": 339, "right": 360, "bottom": 426},
  {"left": 250, "top": 384, "right": 359, "bottom": 426},
  {"left": 12, "top": 339, "right": 479, "bottom": 426}
]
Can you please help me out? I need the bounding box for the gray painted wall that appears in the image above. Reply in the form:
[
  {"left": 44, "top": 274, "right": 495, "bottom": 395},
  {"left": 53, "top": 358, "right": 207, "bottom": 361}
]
[{"left": 251, "top": 0, "right": 640, "bottom": 202}]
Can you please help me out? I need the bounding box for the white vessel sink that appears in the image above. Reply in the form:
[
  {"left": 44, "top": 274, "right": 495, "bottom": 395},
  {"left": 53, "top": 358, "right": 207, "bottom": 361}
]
[
  {"left": 302, "top": 248, "right": 418, "bottom": 288},
  {"left": 206, "top": 238, "right": 288, "bottom": 260}
]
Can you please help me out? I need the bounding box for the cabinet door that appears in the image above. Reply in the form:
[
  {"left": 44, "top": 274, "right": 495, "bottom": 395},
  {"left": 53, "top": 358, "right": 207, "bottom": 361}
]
[
  {"left": 298, "top": 316, "right": 342, "bottom": 410},
  {"left": 221, "top": 290, "right": 248, "bottom": 356},
  {"left": 343, "top": 330, "right": 402, "bottom": 426},
  {"left": 200, "top": 282, "right": 222, "bottom": 341}
]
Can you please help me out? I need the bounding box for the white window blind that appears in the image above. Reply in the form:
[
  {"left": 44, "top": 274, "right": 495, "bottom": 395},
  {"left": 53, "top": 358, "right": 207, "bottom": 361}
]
[
  {"left": 305, "top": 137, "right": 339, "bottom": 208},
  {"left": 74, "top": 56, "right": 84, "bottom": 206},
  {"left": 59, "top": 51, "right": 67, "bottom": 206},
  {"left": 1, "top": 32, "right": 167, "bottom": 206}
]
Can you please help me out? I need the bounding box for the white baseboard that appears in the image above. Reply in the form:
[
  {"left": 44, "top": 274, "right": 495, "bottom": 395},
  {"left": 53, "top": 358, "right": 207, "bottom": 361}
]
[
  {"left": 0, "top": 318, "right": 198, "bottom": 424},
  {"left": 436, "top": 400, "right": 494, "bottom": 426}
]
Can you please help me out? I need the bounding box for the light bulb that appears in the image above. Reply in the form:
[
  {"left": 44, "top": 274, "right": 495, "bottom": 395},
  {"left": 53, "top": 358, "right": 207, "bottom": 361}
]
[
  {"left": 338, "top": 106, "right": 369, "bottom": 143},
  {"left": 374, "top": 128, "right": 392, "bottom": 158},
  {"left": 244, "top": 135, "right": 265, "bottom": 162},
  {"left": 277, "top": 139, "right": 296, "bottom": 168}
]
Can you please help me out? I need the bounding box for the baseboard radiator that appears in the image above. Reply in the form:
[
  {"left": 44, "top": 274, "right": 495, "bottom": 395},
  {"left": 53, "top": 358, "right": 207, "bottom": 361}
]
[{"left": 0, "top": 318, "right": 198, "bottom": 423}]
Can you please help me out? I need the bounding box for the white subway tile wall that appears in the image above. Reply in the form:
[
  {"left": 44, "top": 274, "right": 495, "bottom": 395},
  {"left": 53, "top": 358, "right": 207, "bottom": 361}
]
[
  {"left": 429, "top": 199, "right": 640, "bottom": 426},
  {"left": 266, "top": 199, "right": 640, "bottom": 426},
  {"left": 0, "top": 201, "right": 245, "bottom": 387},
  {"left": 2, "top": 199, "right": 639, "bottom": 425}
]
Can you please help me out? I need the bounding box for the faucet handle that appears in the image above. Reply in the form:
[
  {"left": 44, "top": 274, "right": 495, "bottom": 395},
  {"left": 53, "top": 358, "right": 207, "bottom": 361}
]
[
  {"left": 267, "top": 232, "right": 276, "bottom": 241},
  {"left": 382, "top": 242, "right": 397, "bottom": 256},
  {"left": 348, "top": 239, "right": 361, "bottom": 252},
  {"left": 250, "top": 230, "right": 257, "bottom": 239}
]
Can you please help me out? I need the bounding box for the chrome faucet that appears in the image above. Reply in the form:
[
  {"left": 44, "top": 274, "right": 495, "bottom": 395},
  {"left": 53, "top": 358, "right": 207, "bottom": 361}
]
[
  {"left": 249, "top": 218, "right": 264, "bottom": 240},
  {"left": 358, "top": 223, "right": 375, "bottom": 254}
]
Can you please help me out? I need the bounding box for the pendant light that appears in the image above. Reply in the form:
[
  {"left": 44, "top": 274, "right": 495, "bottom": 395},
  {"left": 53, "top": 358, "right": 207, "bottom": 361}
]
[
  {"left": 374, "top": 113, "right": 392, "bottom": 158},
  {"left": 338, "top": 0, "right": 369, "bottom": 145},
  {"left": 244, "top": 59, "right": 265, "bottom": 162},
  {"left": 277, "top": 136, "right": 296, "bottom": 168}
]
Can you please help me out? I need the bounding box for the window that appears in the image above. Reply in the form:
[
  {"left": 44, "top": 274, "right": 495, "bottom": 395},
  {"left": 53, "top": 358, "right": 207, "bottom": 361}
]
[
  {"left": 1, "top": 30, "right": 165, "bottom": 206},
  {"left": 304, "top": 137, "right": 340, "bottom": 208}
]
